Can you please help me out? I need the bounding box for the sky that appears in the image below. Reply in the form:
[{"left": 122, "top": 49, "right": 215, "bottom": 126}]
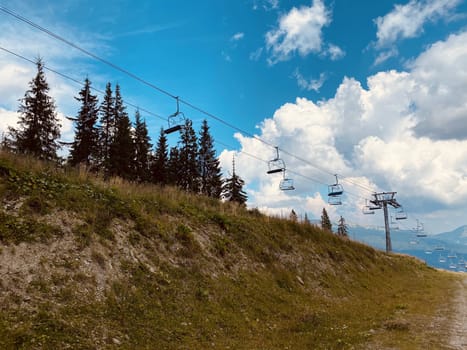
[{"left": 0, "top": 0, "right": 467, "bottom": 234}]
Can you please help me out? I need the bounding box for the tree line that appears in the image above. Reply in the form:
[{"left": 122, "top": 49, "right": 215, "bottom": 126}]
[{"left": 3, "top": 58, "right": 247, "bottom": 205}]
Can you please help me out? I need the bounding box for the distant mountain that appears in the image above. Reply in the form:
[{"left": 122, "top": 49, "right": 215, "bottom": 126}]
[
  {"left": 433, "top": 225, "right": 467, "bottom": 245},
  {"left": 347, "top": 224, "right": 467, "bottom": 272}
]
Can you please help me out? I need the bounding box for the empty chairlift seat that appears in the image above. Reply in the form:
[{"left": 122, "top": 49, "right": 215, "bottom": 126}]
[
  {"left": 164, "top": 97, "right": 186, "bottom": 135},
  {"left": 267, "top": 147, "right": 286, "bottom": 174},
  {"left": 328, "top": 175, "right": 344, "bottom": 205},
  {"left": 279, "top": 170, "right": 295, "bottom": 191},
  {"left": 395, "top": 207, "right": 407, "bottom": 220}
]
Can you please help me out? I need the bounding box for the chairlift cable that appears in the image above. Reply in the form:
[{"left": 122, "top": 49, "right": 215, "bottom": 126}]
[
  {"left": 0, "top": 45, "right": 166, "bottom": 122},
  {"left": 1, "top": 43, "right": 384, "bottom": 209},
  {"left": 0, "top": 5, "right": 177, "bottom": 100},
  {"left": 0, "top": 5, "right": 382, "bottom": 197},
  {"left": 0, "top": 5, "right": 402, "bottom": 206}
]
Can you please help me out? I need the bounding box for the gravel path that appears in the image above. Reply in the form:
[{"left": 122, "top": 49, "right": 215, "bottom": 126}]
[{"left": 448, "top": 276, "right": 467, "bottom": 349}]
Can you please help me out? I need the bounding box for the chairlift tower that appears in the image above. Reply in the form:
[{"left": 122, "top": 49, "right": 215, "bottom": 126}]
[{"left": 369, "top": 192, "right": 403, "bottom": 253}]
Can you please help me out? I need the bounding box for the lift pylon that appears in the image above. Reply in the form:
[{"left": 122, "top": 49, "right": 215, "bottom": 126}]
[{"left": 369, "top": 192, "right": 403, "bottom": 253}]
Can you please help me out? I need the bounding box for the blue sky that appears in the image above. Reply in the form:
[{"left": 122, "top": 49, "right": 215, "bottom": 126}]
[{"left": 1, "top": 0, "right": 467, "bottom": 234}]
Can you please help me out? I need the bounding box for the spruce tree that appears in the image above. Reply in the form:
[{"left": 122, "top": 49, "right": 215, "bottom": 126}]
[
  {"left": 98, "top": 82, "right": 115, "bottom": 176},
  {"left": 167, "top": 146, "right": 180, "bottom": 186},
  {"left": 151, "top": 128, "right": 169, "bottom": 185},
  {"left": 178, "top": 119, "right": 199, "bottom": 192},
  {"left": 304, "top": 213, "right": 311, "bottom": 225},
  {"left": 109, "top": 84, "right": 135, "bottom": 179},
  {"left": 321, "top": 208, "right": 332, "bottom": 232},
  {"left": 68, "top": 78, "right": 99, "bottom": 168},
  {"left": 222, "top": 157, "right": 247, "bottom": 206},
  {"left": 198, "top": 119, "right": 223, "bottom": 198},
  {"left": 8, "top": 58, "right": 61, "bottom": 161},
  {"left": 133, "top": 109, "right": 152, "bottom": 182},
  {"left": 289, "top": 209, "right": 298, "bottom": 222},
  {"left": 337, "top": 216, "right": 349, "bottom": 237}
]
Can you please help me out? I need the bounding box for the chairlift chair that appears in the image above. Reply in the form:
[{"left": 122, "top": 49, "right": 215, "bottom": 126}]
[
  {"left": 267, "top": 147, "right": 286, "bottom": 174},
  {"left": 328, "top": 174, "right": 343, "bottom": 205},
  {"left": 328, "top": 174, "right": 343, "bottom": 197},
  {"left": 362, "top": 199, "right": 376, "bottom": 214},
  {"left": 164, "top": 97, "right": 186, "bottom": 134},
  {"left": 414, "top": 220, "right": 426, "bottom": 237},
  {"left": 395, "top": 207, "right": 407, "bottom": 220},
  {"left": 390, "top": 216, "right": 399, "bottom": 230},
  {"left": 279, "top": 170, "right": 295, "bottom": 191},
  {"left": 328, "top": 195, "right": 342, "bottom": 206}
]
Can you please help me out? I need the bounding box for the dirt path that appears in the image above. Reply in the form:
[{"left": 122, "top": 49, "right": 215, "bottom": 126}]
[{"left": 448, "top": 276, "right": 467, "bottom": 349}]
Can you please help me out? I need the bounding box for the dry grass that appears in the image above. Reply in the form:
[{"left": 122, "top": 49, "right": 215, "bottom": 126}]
[{"left": 0, "top": 151, "right": 462, "bottom": 349}]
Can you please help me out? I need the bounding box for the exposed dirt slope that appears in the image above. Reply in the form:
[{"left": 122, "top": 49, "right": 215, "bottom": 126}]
[{"left": 0, "top": 152, "right": 462, "bottom": 349}]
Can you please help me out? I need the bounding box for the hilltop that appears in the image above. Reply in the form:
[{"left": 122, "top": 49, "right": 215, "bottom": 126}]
[{"left": 0, "top": 151, "right": 461, "bottom": 349}]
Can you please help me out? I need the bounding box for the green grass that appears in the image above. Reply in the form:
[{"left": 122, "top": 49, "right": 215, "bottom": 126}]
[{"left": 0, "top": 150, "right": 462, "bottom": 349}]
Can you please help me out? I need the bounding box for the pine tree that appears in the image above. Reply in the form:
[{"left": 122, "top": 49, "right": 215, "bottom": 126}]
[
  {"left": 133, "top": 109, "right": 152, "bottom": 182},
  {"left": 321, "top": 207, "right": 332, "bottom": 232},
  {"left": 151, "top": 128, "right": 169, "bottom": 185},
  {"left": 304, "top": 213, "right": 311, "bottom": 225},
  {"left": 68, "top": 78, "right": 99, "bottom": 168},
  {"left": 222, "top": 156, "right": 247, "bottom": 206},
  {"left": 178, "top": 119, "right": 199, "bottom": 192},
  {"left": 167, "top": 146, "right": 180, "bottom": 186},
  {"left": 198, "top": 119, "right": 223, "bottom": 198},
  {"left": 7, "top": 58, "right": 61, "bottom": 161},
  {"left": 98, "top": 82, "right": 115, "bottom": 176},
  {"left": 108, "top": 84, "right": 135, "bottom": 179},
  {"left": 337, "top": 216, "right": 349, "bottom": 237}
]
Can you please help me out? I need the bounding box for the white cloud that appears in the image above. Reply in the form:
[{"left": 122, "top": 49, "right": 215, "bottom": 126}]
[
  {"left": 326, "top": 43, "right": 345, "bottom": 61},
  {"left": 253, "top": 0, "right": 279, "bottom": 11},
  {"left": 231, "top": 32, "right": 245, "bottom": 41},
  {"left": 249, "top": 47, "right": 264, "bottom": 61},
  {"left": 0, "top": 62, "right": 34, "bottom": 108},
  {"left": 0, "top": 5, "right": 107, "bottom": 152},
  {"left": 0, "top": 108, "right": 20, "bottom": 136},
  {"left": 373, "top": 47, "right": 399, "bottom": 66},
  {"left": 220, "top": 30, "right": 467, "bottom": 232},
  {"left": 293, "top": 69, "right": 326, "bottom": 92},
  {"left": 265, "top": 0, "right": 334, "bottom": 64},
  {"left": 409, "top": 32, "right": 467, "bottom": 139},
  {"left": 374, "top": 0, "right": 461, "bottom": 48}
]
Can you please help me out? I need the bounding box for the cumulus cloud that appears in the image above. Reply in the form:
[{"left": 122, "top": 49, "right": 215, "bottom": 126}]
[
  {"left": 325, "top": 43, "right": 346, "bottom": 61},
  {"left": 374, "top": 0, "right": 461, "bottom": 48},
  {"left": 265, "top": 0, "right": 342, "bottom": 64},
  {"left": 409, "top": 32, "right": 467, "bottom": 139},
  {"left": 373, "top": 47, "right": 399, "bottom": 66},
  {"left": 220, "top": 30, "right": 467, "bottom": 232},
  {"left": 0, "top": 7, "right": 107, "bottom": 150}
]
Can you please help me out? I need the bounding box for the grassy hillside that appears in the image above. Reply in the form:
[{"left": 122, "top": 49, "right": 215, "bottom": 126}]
[{"left": 0, "top": 151, "right": 460, "bottom": 349}]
